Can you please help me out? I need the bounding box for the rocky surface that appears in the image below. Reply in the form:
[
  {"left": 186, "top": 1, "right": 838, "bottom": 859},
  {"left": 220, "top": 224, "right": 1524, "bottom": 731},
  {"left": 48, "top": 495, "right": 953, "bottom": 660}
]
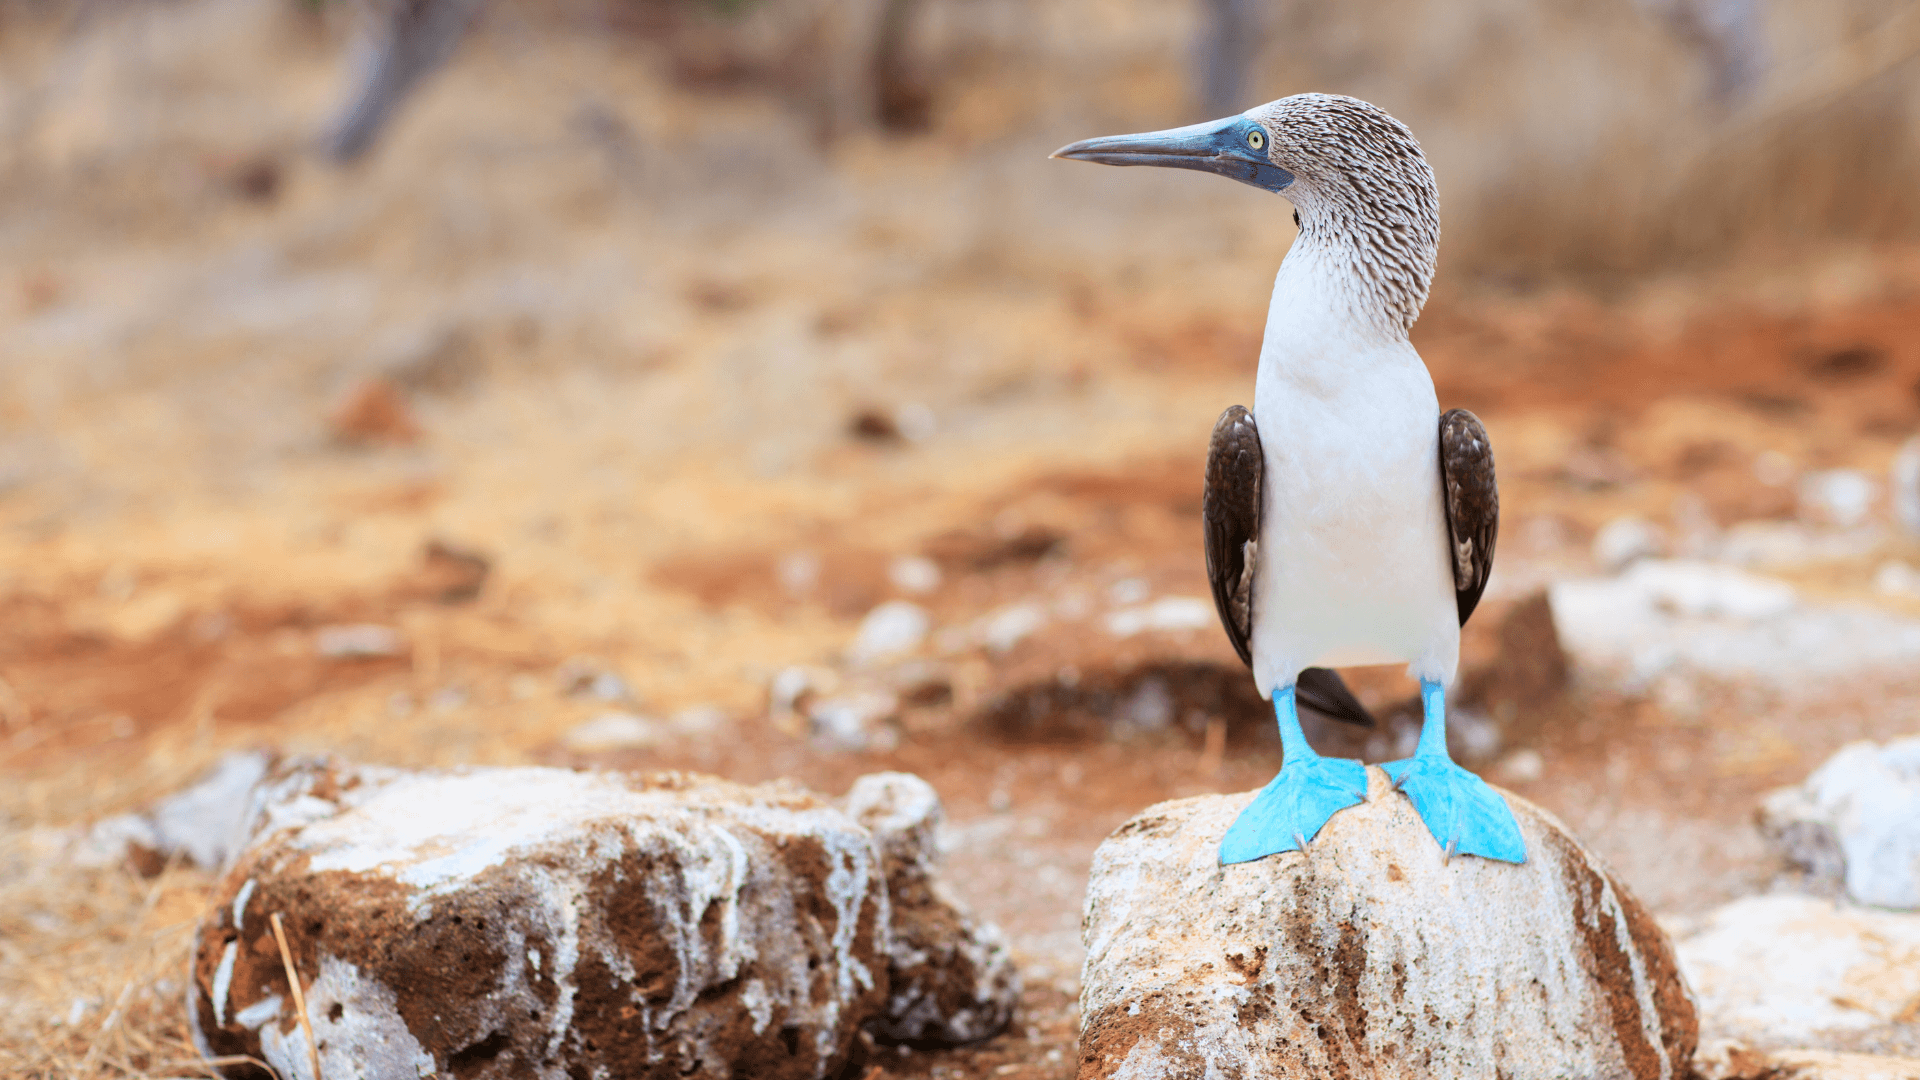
[
  {"left": 1759, "top": 738, "right": 1920, "bottom": 908},
  {"left": 1673, "top": 895, "right": 1920, "bottom": 1052},
  {"left": 1549, "top": 559, "right": 1920, "bottom": 686},
  {"left": 1694, "top": 1040, "right": 1920, "bottom": 1080},
  {"left": 188, "top": 759, "right": 1015, "bottom": 1080},
  {"left": 844, "top": 772, "right": 1019, "bottom": 1045},
  {"left": 1078, "top": 768, "right": 1696, "bottom": 1079}
]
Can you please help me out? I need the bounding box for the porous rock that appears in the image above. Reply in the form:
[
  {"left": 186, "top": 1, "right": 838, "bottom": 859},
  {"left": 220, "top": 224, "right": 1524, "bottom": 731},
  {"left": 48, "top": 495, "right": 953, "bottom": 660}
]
[
  {"left": 1078, "top": 768, "right": 1696, "bottom": 1079},
  {"left": 844, "top": 772, "right": 1019, "bottom": 1045},
  {"left": 189, "top": 759, "right": 1012, "bottom": 1080}
]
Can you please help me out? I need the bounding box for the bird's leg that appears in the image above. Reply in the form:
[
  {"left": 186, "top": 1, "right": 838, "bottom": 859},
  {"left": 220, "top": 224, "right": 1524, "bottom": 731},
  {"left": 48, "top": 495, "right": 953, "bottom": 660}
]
[
  {"left": 1219, "top": 685, "right": 1369, "bottom": 865},
  {"left": 1381, "top": 679, "right": 1527, "bottom": 864}
]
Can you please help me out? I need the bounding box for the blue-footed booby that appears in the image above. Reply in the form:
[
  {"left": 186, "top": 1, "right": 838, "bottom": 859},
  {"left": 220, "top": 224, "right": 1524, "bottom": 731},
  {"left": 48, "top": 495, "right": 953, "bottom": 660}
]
[{"left": 1053, "top": 94, "right": 1524, "bottom": 866}]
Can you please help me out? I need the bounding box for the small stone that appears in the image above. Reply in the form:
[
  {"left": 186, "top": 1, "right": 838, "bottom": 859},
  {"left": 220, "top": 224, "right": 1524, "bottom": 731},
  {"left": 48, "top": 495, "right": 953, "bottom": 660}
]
[
  {"left": 850, "top": 600, "right": 930, "bottom": 664},
  {"left": 314, "top": 624, "right": 403, "bottom": 659},
  {"left": 1497, "top": 747, "right": 1545, "bottom": 783},
  {"left": 1078, "top": 770, "right": 1696, "bottom": 1078},
  {"left": 561, "top": 711, "right": 663, "bottom": 753},
  {"left": 1593, "top": 515, "right": 1667, "bottom": 571},
  {"left": 555, "top": 658, "right": 632, "bottom": 703},
  {"left": 1799, "top": 469, "right": 1878, "bottom": 528},
  {"left": 1892, "top": 436, "right": 1920, "bottom": 537},
  {"left": 327, "top": 377, "right": 420, "bottom": 447},
  {"left": 1757, "top": 737, "right": 1920, "bottom": 907},
  {"left": 1102, "top": 597, "right": 1211, "bottom": 638},
  {"left": 978, "top": 603, "right": 1046, "bottom": 653},
  {"left": 888, "top": 556, "right": 942, "bottom": 595},
  {"left": 1875, "top": 560, "right": 1920, "bottom": 598},
  {"left": 808, "top": 689, "right": 900, "bottom": 751}
]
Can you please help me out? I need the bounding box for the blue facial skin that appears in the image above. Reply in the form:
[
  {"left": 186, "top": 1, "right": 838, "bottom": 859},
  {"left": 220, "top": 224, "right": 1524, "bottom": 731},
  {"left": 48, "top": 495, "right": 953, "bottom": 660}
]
[{"left": 1050, "top": 115, "right": 1295, "bottom": 194}]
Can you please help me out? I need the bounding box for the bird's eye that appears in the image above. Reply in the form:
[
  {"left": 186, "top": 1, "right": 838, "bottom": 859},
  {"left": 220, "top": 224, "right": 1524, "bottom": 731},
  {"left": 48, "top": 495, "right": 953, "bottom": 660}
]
[{"left": 1247, "top": 129, "right": 1267, "bottom": 151}]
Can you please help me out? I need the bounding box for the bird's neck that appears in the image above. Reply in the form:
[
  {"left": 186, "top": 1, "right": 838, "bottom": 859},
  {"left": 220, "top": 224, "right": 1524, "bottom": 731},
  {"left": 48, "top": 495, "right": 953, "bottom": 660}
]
[{"left": 1255, "top": 228, "right": 1434, "bottom": 395}]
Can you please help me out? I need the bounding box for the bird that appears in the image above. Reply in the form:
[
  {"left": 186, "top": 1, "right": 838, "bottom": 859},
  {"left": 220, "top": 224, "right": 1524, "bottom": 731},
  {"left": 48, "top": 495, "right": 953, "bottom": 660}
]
[{"left": 1052, "top": 94, "right": 1524, "bottom": 866}]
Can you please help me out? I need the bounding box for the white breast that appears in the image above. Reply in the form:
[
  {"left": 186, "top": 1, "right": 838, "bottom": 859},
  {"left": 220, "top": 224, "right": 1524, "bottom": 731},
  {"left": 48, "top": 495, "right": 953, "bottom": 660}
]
[{"left": 1246, "top": 243, "right": 1460, "bottom": 696}]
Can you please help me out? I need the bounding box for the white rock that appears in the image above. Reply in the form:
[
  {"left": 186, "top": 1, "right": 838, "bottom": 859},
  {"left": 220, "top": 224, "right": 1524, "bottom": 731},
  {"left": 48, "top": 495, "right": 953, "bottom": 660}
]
[
  {"left": 1876, "top": 560, "right": 1920, "bottom": 598},
  {"left": 1594, "top": 515, "right": 1668, "bottom": 571},
  {"left": 79, "top": 749, "right": 275, "bottom": 871},
  {"left": 1801, "top": 469, "right": 1879, "bottom": 528},
  {"left": 1551, "top": 559, "right": 1920, "bottom": 685},
  {"left": 561, "top": 711, "right": 663, "bottom": 752},
  {"left": 1674, "top": 895, "right": 1920, "bottom": 1047},
  {"left": 1893, "top": 436, "right": 1920, "bottom": 537},
  {"left": 190, "top": 760, "right": 1014, "bottom": 1079},
  {"left": 313, "top": 623, "right": 402, "bottom": 659},
  {"left": 808, "top": 689, "right": 900, "bottom": 751},
  {"left": 978, "top": 602, "right": 1046, "bottom": 653},
  {"left": 1718, "top": 521, "right": 1882, "bottom": 568},
  {"left": 1497, "top": 747, "right": 1546, "bottom": 784},
  {"left": 887, "top": 556, "right": 942, "bottom": 595},
  {"left": 842, "top": 773, "right": 1019, "bottom": 1046},
  {"left": 1103, "top": 596, "right": 1212, "bottom": 638},
  {"left": 1694, "top": 1039, "right": 1920, "bottom": 1080},
  {"left": 849, "top": 600, "right": 929, "bottom": 664},
  {"left": 1758, "top": 738, "right": 1920, "bottom": 907},
  {"left": 1078, "top": 769, "right": 1697, "bottom": 1079}
]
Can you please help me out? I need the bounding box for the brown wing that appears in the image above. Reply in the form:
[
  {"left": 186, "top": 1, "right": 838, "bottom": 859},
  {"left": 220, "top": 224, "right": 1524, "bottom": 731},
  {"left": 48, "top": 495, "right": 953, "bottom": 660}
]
[
  {"left": 1439, "top": 408, "right": 1499, "bottom": 626},
  {"left": 1204, "top": 406, "right": 1262, "bottom": 666},
  {"left": 1204, "top": 406, "right": 1373, "bottom": 727}
]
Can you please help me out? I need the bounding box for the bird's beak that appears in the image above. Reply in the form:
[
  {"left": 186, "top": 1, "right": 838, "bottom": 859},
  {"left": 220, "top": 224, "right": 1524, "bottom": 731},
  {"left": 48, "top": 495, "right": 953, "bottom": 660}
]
[{"left": 1050, "top": 114, "right": 1294, "bottom": 193}]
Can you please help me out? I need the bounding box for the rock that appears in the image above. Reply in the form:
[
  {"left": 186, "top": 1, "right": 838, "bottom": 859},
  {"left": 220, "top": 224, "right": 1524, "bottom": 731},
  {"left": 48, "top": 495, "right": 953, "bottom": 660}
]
[
  {"left": 1800, "top": 469, "right": 1879, "bottom": 528},
  {"left": 978, "top": 602, "right": 1048, "bottom": 653},
  {"left": 556, "top": 657, "right": 634, "bottom": 703},
  {"left": 327, "top": 377, "right": 420, "bottom": 447},
  {"left": 1894, "top": 437, "right": 1920, "bottom": 538},
  {"left": 1594, "top": 515, "right": 1668, "bottom": 571},
  {"left": 1078, "top": 769, "right": 1695, "bottom": 1079},
  {"left": 407, "top": 539, "right": 491, "bottom": 604},
  {"left": 1757, "top": 739, "right": 1920, "bottom": 907},
  {"left": 842, "top": 773, "right": 1019, "bottom": 1045},
  {"left": 849, "top": 600, "right": 929, "bottom": 664},
  {"left": 314, "top": 624, "right": 403, "bottom": 659},
  {"left": 1694, "top": 1039, "right": 1920, "bottom": 1080},
  {"left": 1673, "top": 895, "right": 1920, "bottom": 1049},
  {"left": 561, "top": 711, "right": 664, "bottom": 752},
  {"left": 1877, "top": 561, "right": 1920, "bottom": 598},
  {"left": 807, "top": 689, "right": 901, "bottom": 752},
  {"left": 1103, "top": 596, "right": 1212, "bottom": 638},
  {"left": 81, "top": 749, "right": 276, "bottom": 872},
  {"left": 190, "top": 759, "right": 1015, "bottom": 1080},
  {"left": 887, "top": 555, "right": 942, "bottom": 595},
  {"left": 1550, "top": 560, "right": 1920, "bottom": 686}
]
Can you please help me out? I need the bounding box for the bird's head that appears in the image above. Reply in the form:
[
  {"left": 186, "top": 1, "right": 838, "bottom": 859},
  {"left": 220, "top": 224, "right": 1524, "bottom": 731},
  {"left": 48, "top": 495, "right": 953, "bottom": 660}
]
[{"left": 1052, "top": 94, "right": 1440, "bottom": 332}]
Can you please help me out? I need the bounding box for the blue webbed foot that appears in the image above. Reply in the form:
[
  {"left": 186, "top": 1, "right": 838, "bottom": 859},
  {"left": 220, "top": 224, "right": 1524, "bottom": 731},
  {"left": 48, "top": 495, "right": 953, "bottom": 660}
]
[
  {"left": 1219, "top": 685, "right": 1368, "bottom": 865},
  {"left": 1220, "top": 755, "right": 1368, "bottom": 864},
  {"left": 1384, "top": 680, "right": 1526, "bottom": 864}
]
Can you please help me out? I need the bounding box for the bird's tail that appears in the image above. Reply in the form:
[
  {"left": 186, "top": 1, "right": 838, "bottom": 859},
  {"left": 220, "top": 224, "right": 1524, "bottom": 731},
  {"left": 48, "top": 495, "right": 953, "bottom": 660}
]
[{"left": 1296, "top": 667, "right": 1374, "bottom": 728}]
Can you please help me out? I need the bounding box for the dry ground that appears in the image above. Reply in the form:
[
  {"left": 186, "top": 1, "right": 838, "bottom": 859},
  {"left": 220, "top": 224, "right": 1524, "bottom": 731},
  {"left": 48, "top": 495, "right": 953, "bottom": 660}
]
[{"left": 5, "top": 3, "right": 1920, "bottom": 1077}]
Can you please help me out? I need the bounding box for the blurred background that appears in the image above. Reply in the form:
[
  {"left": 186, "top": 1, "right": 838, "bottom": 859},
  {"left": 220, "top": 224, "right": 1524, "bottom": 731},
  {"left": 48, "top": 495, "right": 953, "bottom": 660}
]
[{"left": 4, "top": 0, "right": 1920, "bottom": 1074}]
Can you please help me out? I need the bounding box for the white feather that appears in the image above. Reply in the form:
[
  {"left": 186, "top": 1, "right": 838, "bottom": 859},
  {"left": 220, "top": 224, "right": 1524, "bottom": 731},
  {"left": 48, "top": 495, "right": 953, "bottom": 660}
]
[{"left": 1249, "top": 233, "right": 1458, "bottom": 695}]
